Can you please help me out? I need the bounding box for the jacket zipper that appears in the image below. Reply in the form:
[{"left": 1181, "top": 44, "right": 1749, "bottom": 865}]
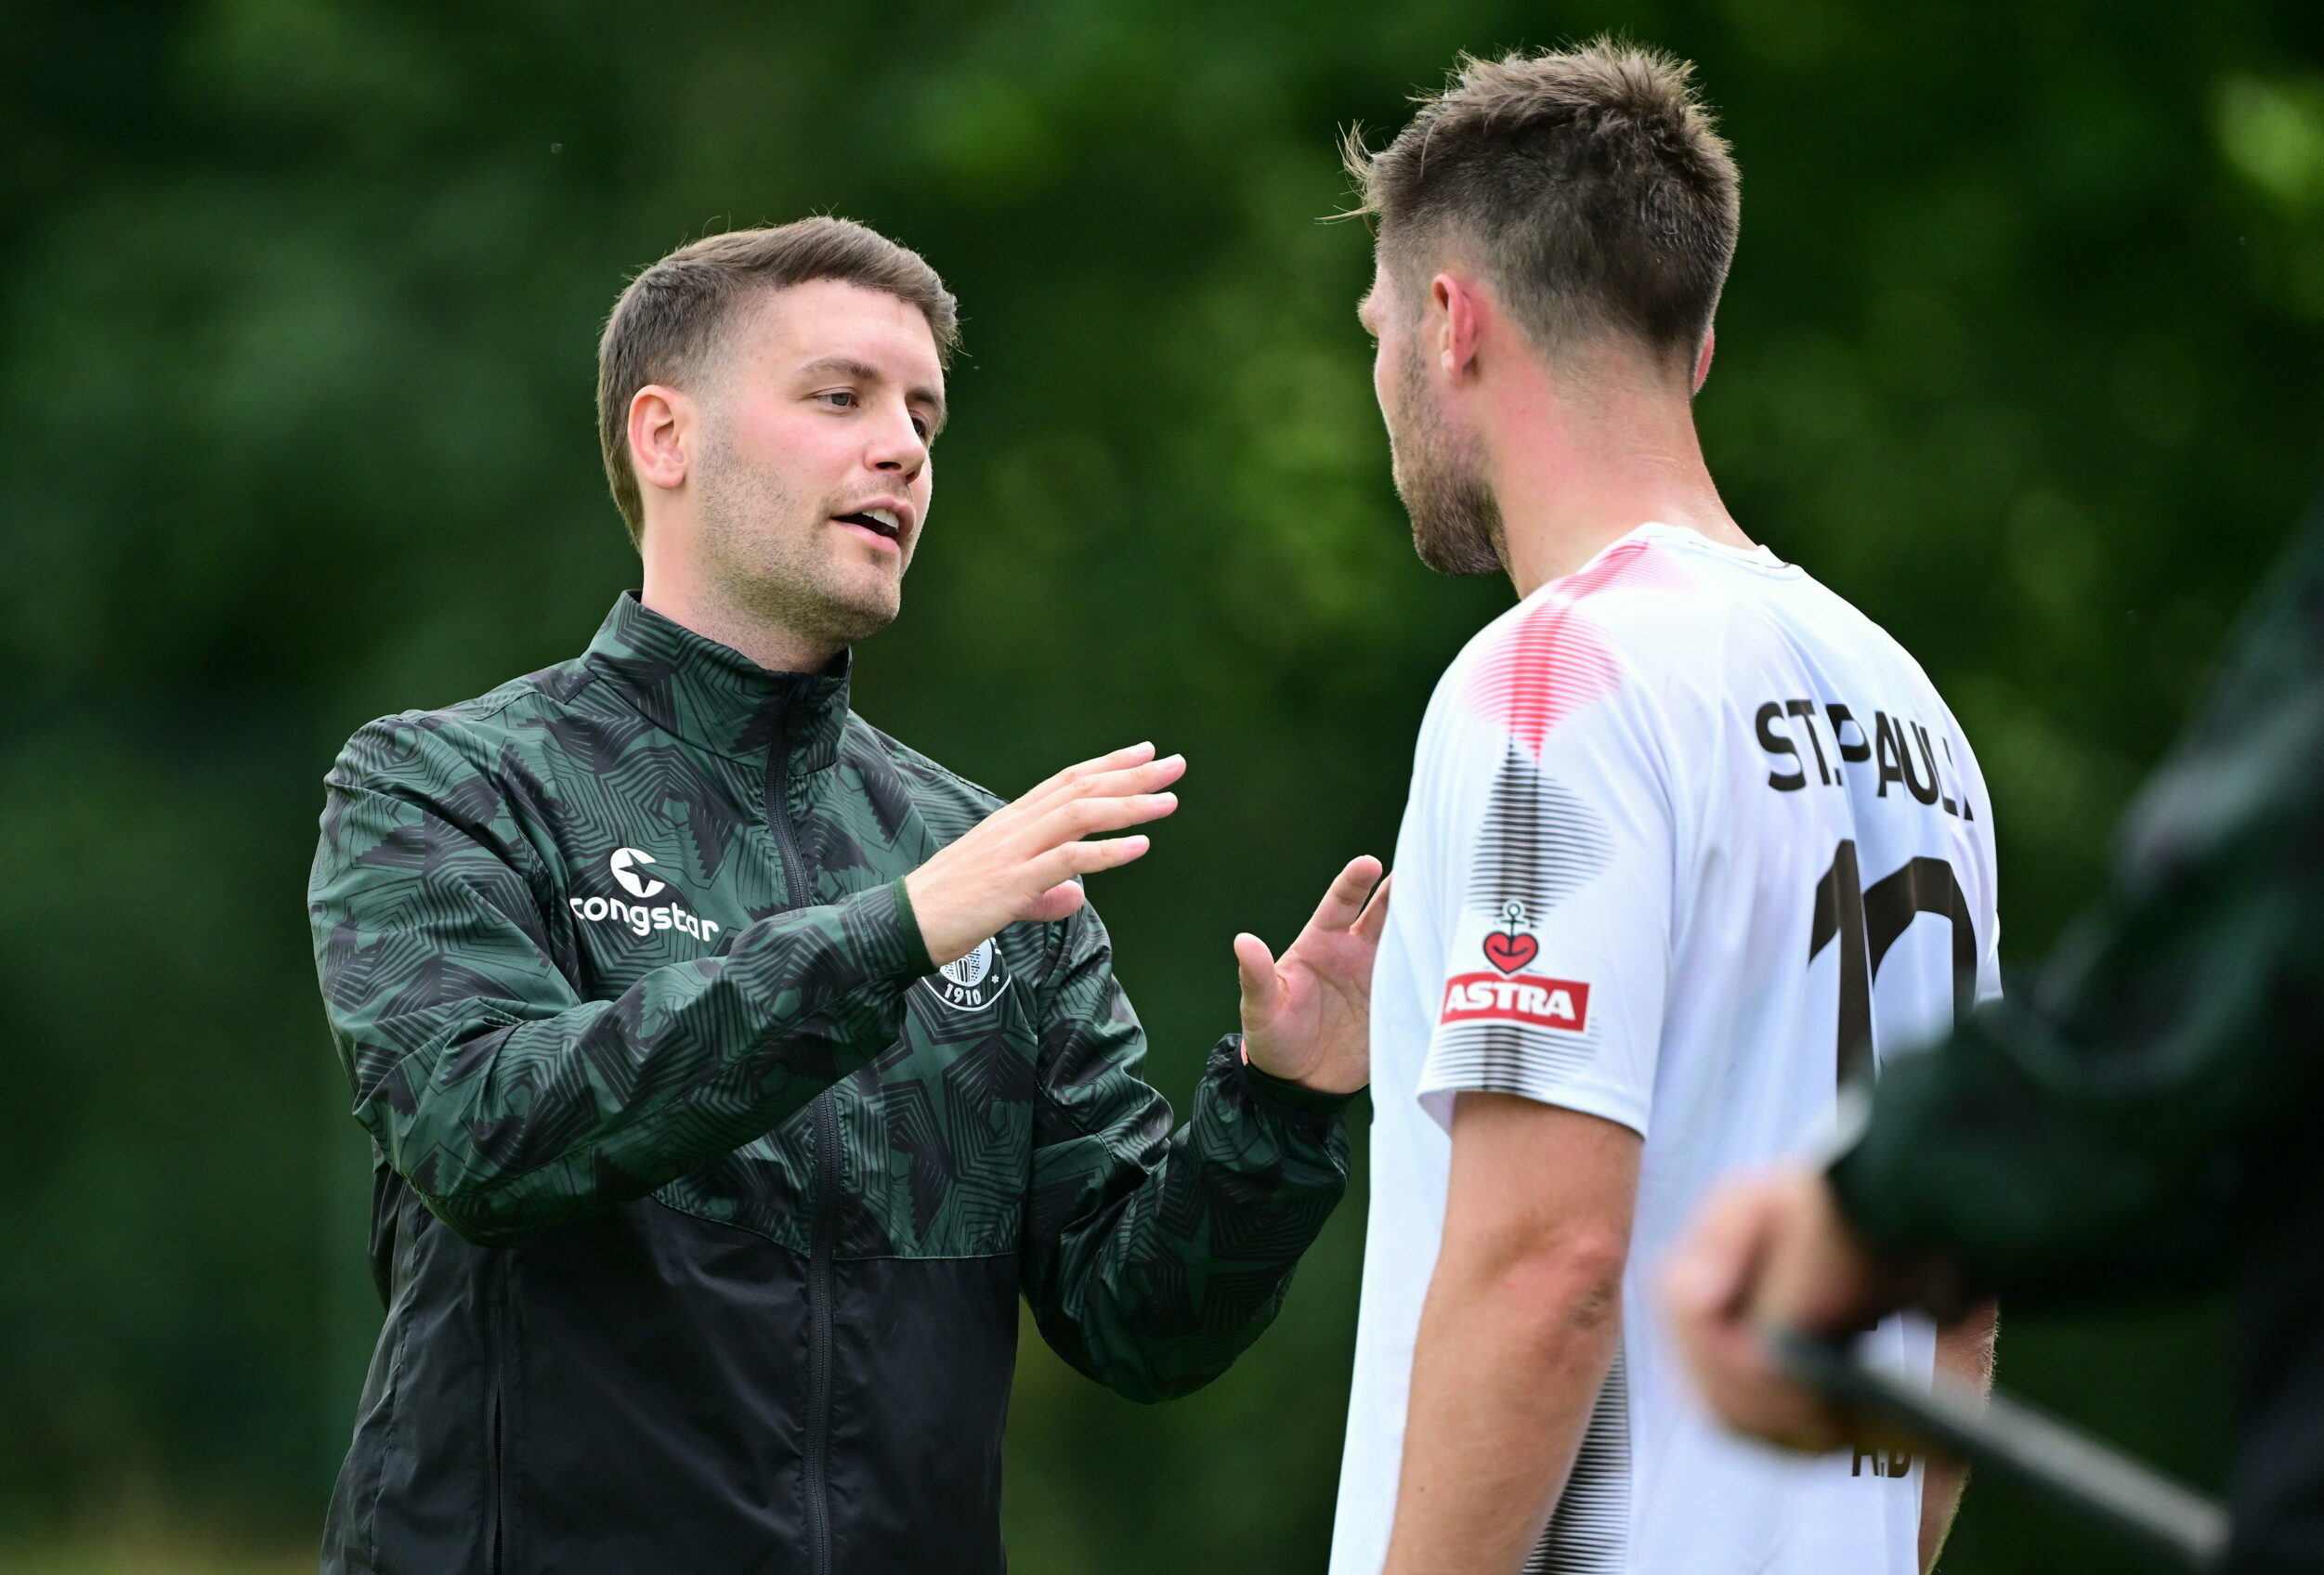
[
  {"left": 485, "top": 1370, "right": 505, "bottom": 1573},
  {"left": 803, "top": 1091, "right": 841, "bottom": 1575},
  {"left": 764, "top": 715, "right": 810, "bottom": 911},
  {"left": 766, "top": 718, "right": 838, "bottom": 1575},
  {"left": 484, "top": 1272, "right": 509, "bottom": 1574}
]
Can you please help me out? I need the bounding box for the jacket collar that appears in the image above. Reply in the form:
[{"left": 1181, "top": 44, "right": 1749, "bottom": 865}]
[{"left": 581, "top": 592, "right": 851, "bottom": 774}]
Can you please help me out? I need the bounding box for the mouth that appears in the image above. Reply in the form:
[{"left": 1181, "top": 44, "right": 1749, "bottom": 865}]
[{"left": 832, "top": 503, "right": 908, "bottom": 549}]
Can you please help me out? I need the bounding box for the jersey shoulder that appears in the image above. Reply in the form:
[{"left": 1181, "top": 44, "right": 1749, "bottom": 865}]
[
  {"left": 1434, "top": 528, "right": 1797, "bottom": 748},
  {"left": 1581, "top": 531, "right": 1953, "bottom": 719}
]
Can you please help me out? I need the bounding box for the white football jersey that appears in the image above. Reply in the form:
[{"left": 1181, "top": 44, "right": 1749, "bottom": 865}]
[{"left": 1331, "top": 523, "right": 2001, "bottom": 1575}]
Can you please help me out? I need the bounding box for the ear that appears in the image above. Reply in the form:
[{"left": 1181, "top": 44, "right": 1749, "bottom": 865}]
[
  {"left": 1691, "top": 327, "right": 1716, "bottom": 395},
  {"left": 627, "top": 385, "right": 693, "bottom": 493},
  {"left": 1432, "top": 272, "right": 1485, "bottom": 383}
]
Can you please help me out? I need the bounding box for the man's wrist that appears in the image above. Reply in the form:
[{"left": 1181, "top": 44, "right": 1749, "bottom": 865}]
[
  {"left": 888, "top": 876, "right": 938, "bottom": 978},
  {"left": 1813, "top": 1161, "right": 1972, "bottom": 1325},
  {"left": 1238, "top": 1045, "right": 1359, "bottom": 1122}
]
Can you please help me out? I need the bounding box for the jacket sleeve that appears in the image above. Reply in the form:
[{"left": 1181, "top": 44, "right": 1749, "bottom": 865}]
[
  {"left": 1830, "top": 508, "right": 2324, "bottom": 1305},
  {"left": 1017, "top": 903, "right": 1353, "bottom": 1402},
  {"left": 309, "top": 715, "right": 933, "bottom": 1247}
]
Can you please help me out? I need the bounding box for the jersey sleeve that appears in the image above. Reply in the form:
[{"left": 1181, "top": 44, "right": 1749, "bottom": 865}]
[{"left": 1414, "top": 682, "right": 1677, "bottom": 1138}]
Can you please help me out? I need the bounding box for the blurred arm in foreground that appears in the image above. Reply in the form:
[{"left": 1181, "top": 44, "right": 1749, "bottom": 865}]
[{"left": 1666, "top": 490, "right": 2324, "bottom": 1575}]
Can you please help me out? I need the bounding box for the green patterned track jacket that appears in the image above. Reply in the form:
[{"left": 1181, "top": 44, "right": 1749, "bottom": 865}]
[{"left": 309, "top": 592, "right": 1352, "bottom": 1575}]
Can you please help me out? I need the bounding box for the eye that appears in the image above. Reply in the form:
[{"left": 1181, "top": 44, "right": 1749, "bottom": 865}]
[
  {"left": 816, "top": 389, "right": 859, "bottom": 410},
  {"left": 910, "top": 414, "right": 931, "bottom": 439}
]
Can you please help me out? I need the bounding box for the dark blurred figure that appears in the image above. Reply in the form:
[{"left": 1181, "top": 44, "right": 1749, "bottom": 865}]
[{"left": 1666, "top": 487, "right": 2324, "bottom": 1573}]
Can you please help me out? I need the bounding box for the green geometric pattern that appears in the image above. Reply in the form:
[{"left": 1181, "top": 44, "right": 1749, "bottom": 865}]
[{"left": 309, "top": 592, "right": 1351, "bottom": 1397}]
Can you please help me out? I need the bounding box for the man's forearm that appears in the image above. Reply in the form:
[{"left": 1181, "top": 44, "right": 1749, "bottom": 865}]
[
  {"left": 1384, "top": 1246, "right": 1625, "bottom": 1575},
  {"left": 329, "top": 871, "right": 926, "bottom": 1246},
  {"left": 1021, "top": 1036, "right": 1351, "bottom": 1402},
  {"left": 1919, "top": 1301, "right": 1998, "bottom": 1572}
]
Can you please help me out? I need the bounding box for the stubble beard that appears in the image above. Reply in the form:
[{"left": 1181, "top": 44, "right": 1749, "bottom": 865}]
[
  {"left": 693, "top": 427, "right": 907, "bottom": 656},
  {"left": 1390, "top": 342, "right": 1506, "bottom": 578}
]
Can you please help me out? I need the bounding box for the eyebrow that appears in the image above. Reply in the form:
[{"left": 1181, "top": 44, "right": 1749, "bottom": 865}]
[{"left": 798, "top": 355, "right": 948, "bottom": 437}]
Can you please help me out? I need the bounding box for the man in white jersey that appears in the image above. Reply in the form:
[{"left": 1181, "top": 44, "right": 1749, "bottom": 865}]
[{"left": 1329, "top": 42, "right": 2001, "bottom": 1575}]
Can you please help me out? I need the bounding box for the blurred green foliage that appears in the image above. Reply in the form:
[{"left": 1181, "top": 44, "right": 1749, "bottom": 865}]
[{"left": 2, "top": 0, "right": 2320, "bottom": 1569}]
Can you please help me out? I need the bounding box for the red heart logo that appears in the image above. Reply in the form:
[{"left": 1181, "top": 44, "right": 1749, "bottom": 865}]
[{"left": 1482, "top": 931, "right": 1537, "bottom": 975}]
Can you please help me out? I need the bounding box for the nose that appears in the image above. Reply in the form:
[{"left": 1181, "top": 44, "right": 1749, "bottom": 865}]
[{"left": 867, "top": 404, "right": 928, "bottom": 478}]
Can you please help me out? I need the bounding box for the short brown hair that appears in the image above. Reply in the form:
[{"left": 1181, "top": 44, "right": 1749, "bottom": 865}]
[
  {"left": 1347, "top": 40, "right": 1739, "bottom": 372},
  {"left": 595, "top": 217, "right": 960, "bottom": 542}
]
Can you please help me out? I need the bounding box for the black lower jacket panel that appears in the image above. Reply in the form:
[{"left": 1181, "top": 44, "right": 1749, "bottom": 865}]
[{"left": 327, "top": 1180, "right": 1021, "bottom": 1575}]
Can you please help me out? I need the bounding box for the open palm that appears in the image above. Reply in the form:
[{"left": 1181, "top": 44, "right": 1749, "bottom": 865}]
[{"left": 1236, "top": 856, "right": 1391, "bottom": 1095}]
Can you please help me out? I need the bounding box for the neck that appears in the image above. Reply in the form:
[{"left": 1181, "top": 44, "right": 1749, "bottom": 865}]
[
  {"left": 1482, "top": 352, "right": 1749, "bottom": 598},
  {"left": 638, "top": 524, "right": 842, "bottom": 674}
]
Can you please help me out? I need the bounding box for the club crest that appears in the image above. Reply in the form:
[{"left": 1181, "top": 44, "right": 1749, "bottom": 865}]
[{"left": 926, "top": 937, "right": 1011, "bottom": 1012}]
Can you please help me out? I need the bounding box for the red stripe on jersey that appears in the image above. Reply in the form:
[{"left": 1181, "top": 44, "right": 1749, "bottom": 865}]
[{"left": 1464, "top": 539, "right": 1689, "bottom": 754}]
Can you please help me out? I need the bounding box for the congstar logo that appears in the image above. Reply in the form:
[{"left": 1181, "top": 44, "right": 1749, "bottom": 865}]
[
  {"left": 608, "top": 846, "right": 665, "bottom": 899},
  {"left": 568, "top": 846, "right": 722, "bottom": 943}
]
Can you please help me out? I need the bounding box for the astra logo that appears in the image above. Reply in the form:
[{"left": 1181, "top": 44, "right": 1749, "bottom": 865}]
[
  {"left": 568, "top": 846, "right": 721, "bottom": 944},
  {"left": 1438, "top": 970, "right": 1591, "bottom": 1033}
]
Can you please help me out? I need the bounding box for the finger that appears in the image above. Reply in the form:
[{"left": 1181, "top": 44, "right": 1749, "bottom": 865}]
[
  {"left": 1024, "top": 880, "right": 1090, "bottom": 924},
  {"left": 1304, "top": 854, "right": 1386, "bottom": 933},
  {"left": 1037, "top": 834, "right": 1153, "bottom": 884},
  {"left": 1354, "top": 872, "right": 1393, "bottom": 944},
  {"left": 1707, "top": 1344, "right": 1844, "bottom": 1452},
  {"left": 1010, "top": 755, "right": 1181, "bottom": 838},
  {"left": 1666, "top": 1187, "right": 1859, "bottom": 1450},
  {"left": 1071, "top": 754, "right": 1187, "bottom": 801},
  {"left": 1669, "top": 1185, "right": 1778, "bottom": 1327},
  {"left": 1747, "top": 1174, "right": 1907, "bottom": 1341},
  {"left": 1234, "top": 932, "right": 1282, "bottom": 1022},
  {"left": 1030, "top": 790, "right": 1179, "bottom": 849},
  {"left": 1017, "top": 742, "right": 1160, "bottom": 815},
  {"left": 1665, "top": 1213, "right": 1819, "bottom": 1446}
]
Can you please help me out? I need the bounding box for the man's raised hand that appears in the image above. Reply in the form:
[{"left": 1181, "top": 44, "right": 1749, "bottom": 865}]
[
  {"left": 905, "top": 742, "right": 1183, "bottom": 968},
  {"left": 1236, "top": 857, "right": 1390, "bottom": 1095},
  {"left": 1661, "top": 1167, "right": 1902, "bottom": 1454}
]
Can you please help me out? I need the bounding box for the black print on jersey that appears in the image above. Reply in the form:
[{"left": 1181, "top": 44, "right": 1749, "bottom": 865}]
[
  {"left": 1787, "top": 699, "right": 1833, "bottom": 783},
  {"left": 1854, "top": 1444, "right": 1917, "bottom": 1478},
  {"left": 1756, "top": 701, "right": 1808, "bottom": 790},
  {"left": 1468, "top": 745, "right": 1615, "bottom": 919},
  {"left": 1874, "top": 711, "right": 1911, "bottom": 799},
  {"left": 1828, "top": 703, "right": 1873, "bottom": 763},
  {"left": 1757, "top": 698, "right": 1972, "bottom": 819},
  {"left": 1524, "top": 1352, "right": 1630, "bottom": 1574},
  {"left": 1809, "top": 841, "right": 1977, "bottom": 1086}
]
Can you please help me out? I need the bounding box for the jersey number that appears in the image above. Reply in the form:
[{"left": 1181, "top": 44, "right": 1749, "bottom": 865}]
[{"left": 1808, "top": 841, "right": 1976, "bottom": 1087}]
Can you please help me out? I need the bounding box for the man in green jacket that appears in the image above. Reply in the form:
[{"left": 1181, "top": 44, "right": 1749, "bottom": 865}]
[
  {"left": 308, "top": 216, "right": 1388, "bottom": 1575},
  {"left": 1665, "top": 490, "right": 2324, "bottom": 1572}
]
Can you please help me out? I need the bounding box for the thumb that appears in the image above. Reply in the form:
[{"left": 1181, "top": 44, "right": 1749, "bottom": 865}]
[{"left": 1234, "top": 932, "right": 1281, "bottom": 1022}]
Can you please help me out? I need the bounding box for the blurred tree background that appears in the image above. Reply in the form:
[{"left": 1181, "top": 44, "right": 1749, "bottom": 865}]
[{"left": 2, "top": 0, "right": 2320, "bottom": 1569}]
